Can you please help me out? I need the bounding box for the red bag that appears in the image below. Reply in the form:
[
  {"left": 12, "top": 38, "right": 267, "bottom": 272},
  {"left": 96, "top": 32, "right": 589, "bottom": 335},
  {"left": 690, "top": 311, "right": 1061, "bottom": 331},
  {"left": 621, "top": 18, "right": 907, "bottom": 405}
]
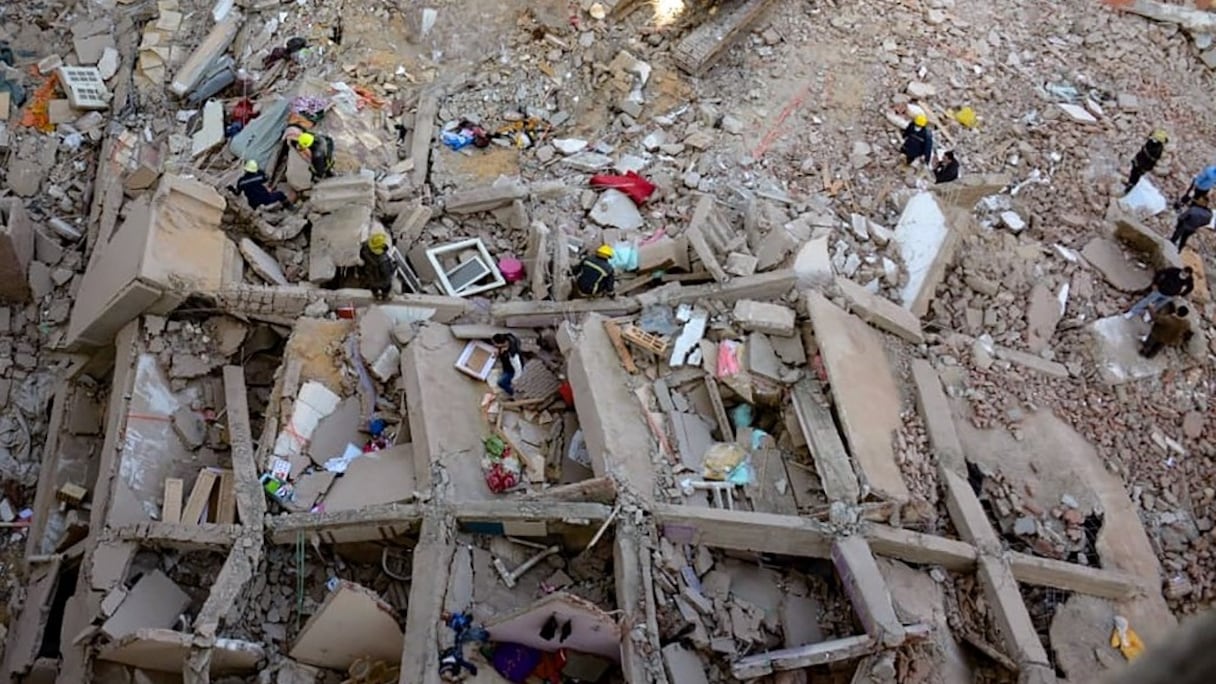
[{"left": 590, "top": 171, "right": 656, "bottom": 205}]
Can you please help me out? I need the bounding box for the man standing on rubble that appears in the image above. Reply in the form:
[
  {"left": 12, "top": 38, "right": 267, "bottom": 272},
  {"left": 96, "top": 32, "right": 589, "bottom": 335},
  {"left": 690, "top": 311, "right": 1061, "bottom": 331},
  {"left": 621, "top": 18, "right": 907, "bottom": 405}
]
[
  {"left": 1175, "top": 164, "right": 1216, "bottom": 209},
  {"left": 1125, "top": 129, "right": 1167, "bottom": 193},
  {"left": 1171, "top": 195, "right": 1213, "bottom": 251},
  {"left": 491, "top": 333, "right": 523, "bottom": 396},
  {"left": 573, "top": 245, "right": 616, "bottom": 298},
  {"left": 1140, "top": 302, "right": 1194, "bottom": 358},
  {"left": 1126, "top": 266, "right": 1194, "bottom": 319},
  {"left": 294, "top": 131, "right": 335, "bottom": 180},
  {"left": 359, "top": 233, "right": 395, "bottom": 300},
  {"left": 234, "top": 160, "right": 292, "bottom": 209},
  {"left": 901, "top": 113, "right": 934, "bottom": 166}
]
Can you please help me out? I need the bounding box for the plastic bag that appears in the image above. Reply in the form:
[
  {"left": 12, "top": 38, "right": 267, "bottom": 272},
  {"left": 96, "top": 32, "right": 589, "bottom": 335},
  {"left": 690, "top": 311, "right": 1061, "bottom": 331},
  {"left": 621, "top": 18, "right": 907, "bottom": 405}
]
[
  {"left": 717, "top": 340, "right": 744, "bottom": 378},
  {"left": 589, "top": 170, "right": 656, "bottom": 205},
  {"left": 703, "top": 442, "right": 746, "bottom": 480}
]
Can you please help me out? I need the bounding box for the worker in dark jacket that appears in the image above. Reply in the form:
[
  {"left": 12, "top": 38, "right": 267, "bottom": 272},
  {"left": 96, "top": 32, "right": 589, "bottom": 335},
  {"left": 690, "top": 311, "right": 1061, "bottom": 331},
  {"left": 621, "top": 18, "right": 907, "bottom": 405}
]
[
  {"left": 901, "top": 113, "right": 933, "bottom": 165},
  {"left": 359, "top": 233, "right": 395, "bottom": 300},
  {"left": 1125, "top": 129, "right": 1167, "bottom": 193},
  {"left": 235, "top": 160, "right": 292, "bottom": 209},
  {"left": 574, "top": 245, "right": 616, "bottom": 297},
  {"left": 1171, "top": 195, "right": 1212, "bottom": 251},
  {"left": 295, "top": 131, "right": 335, "bottom": 180},
  {"left": 1126, "top": 266, "right": 1194, "bottom": 319},
  {"left": 1140, "top": 302, "right": 1193, "bottom": 358},
  {"left": 491, "top": 333, "right": 523, "bottom": 396},
  {"left": 934, "top": 150, "right": 959, "bottom": 184}
]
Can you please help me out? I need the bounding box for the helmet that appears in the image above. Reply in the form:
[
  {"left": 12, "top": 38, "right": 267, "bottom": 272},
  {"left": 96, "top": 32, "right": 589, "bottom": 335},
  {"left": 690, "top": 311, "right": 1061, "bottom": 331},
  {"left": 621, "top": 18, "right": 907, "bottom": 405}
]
[
  {"left": 596, "top": 245, "right": 615, "bottom": 259},
  {"left": 297, "top": 132, "right": 315, "bottom": 149},
  {"left": 244, "top": 160, "right": 259, "bottom": 173},
  {"left": 1151, "top": 129, "right": 1168, "bottom": 143},
  {"left": 368, "top": 232, "right": 389, "bottom": 255},
  {"left": 913, "top": 114, "right": 928, "bottom": 127}
]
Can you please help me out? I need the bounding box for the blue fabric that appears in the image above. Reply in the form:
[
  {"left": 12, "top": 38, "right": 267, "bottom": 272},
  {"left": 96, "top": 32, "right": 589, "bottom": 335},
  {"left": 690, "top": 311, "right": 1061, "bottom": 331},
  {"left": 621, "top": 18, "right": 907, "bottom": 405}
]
[
  {"left": 491, "top": 643, "right": 542, "bottom": 682},
  {"left": 1196, "top": 165, "right": 1216, "bottom": 191}
]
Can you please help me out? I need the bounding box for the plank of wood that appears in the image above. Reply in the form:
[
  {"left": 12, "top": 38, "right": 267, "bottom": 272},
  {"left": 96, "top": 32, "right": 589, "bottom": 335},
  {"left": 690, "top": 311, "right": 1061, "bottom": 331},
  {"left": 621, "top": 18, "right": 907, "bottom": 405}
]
[
  {"left": 181, "top": 470, "right": 219, "bottom": 525},
  {"left": 673, "top": 0, "right": 782, "bottom": 75},
  {"left": 216, "top": 470, "right": 237, "bottom": 525},
  {"left": 602, "top": 319, "right": 637, "bottom": 374},
  {"left": 789, "top": 378, "right": 861, "bottom": 504},
  {"left": 745, "top": 448, "right": 798, "bottom": 516},
  {"left": 704, "top": 376, "right": 734, "bottom": 442},
  {"left": 161, "top": 478, "right": 184, "bottom": 524}
]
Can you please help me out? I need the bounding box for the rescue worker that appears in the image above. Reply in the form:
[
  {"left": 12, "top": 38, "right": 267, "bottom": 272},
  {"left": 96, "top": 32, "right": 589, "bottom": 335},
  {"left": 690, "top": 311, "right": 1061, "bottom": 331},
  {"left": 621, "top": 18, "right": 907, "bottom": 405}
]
[
  {"left": 491, "top": 333, "right": 523, "bottom": 396},
  {"left": 295, "top": 131, "right": 335, "bottom": 180},
  {"left": 1171, "top": 195, "right": 1213, "bottom": 251},
  {"left": 901, "top": 113, "right": 933, "bottom": 165},
  {"left": 1140, "top": 302, "right": 1193, "bottom": 358},
  {"left": 1176, "top": 164, "right": 1216, "bottom": 209},
  {"left": 574, "top": 245, "right": 616, "bottom": 297},
  {"left": 1126, "top": 266, "right": 1194, "bottom": 319},
  {"left": 934, "top": 150, "right": 959, "bottom": 184},
  {"left": 359, "top": 233, "right": 395, "bottom": 300},
  {"left": 1125, "top": 129, "right": 1167, "bottom": 193},
  {"left": 234, "top": 160, "right": 291, "bottom": 209}
]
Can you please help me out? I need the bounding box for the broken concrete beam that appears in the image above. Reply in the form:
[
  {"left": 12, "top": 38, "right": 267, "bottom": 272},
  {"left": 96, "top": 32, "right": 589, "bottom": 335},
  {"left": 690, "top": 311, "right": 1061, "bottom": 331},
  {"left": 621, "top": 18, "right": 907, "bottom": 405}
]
[
  {"left": 525, "top": 221, "right": 551, "bottom": 300},
  {"left": 400, "top": 516, "right": 454, "bottom": 684},
  {"left": 309, "top": 174, "right": 376, "bottom": 213},
  {"left": 0, "top": 199, "right": 35, "bottom": 303},
  {"left": 390, "top": 203, "right": 433, "bottom": 250},
  {"left": 263, "top": 503, "right": 423, "bottom": 544},
  {"left": 976, "top": 556, "right": 1052, "bottom": 669},
  {"left": 566, "top": 315, "right": 656, "bottom": 501},
  {"left": 732, "top": 634, "right": 879, "bottom": 680},
  {"left": 194, "top": 532, "right": 263, "bottom": 638},
  {"left": 491, "top": 298, "right": 640, "bottom": 328},
  {"left": 994, "top": 345, "right": 1069, "bottom": 379},
  {"left": 638, "top": 236, "right": 690, "bottom": 272},
  {"left": 110, "top": 522, "right": 241, "bottom": 550},
  {"left": 793, "top": 235, "right": 833, "bottom": 289},
  {"left": 210, "top": 285, "right": 470, "bottom": 324},
  {"left": 169, "top": 12, "right": 242, "bottom": 97},
  {"left": 932, "top": 172, "right": 1011, "bottom": 209},
  {"left": 805, "top": 292, "right": 910, "bottom": 502},
  {"left": 637, "top": 270, "right": 796, "bottom": 308},
  {"left": 862, "top": 524, "right": 977, "bottom": 571},
  {"left": 97, "top": 628, "right": 263, "bottom": 673},
  {"left": 789, "top": 378, "right": 860, "bottom": 504},
  {"left": 1111, "top": 214, "right": 1183, "bottom": 270},
  {"left": 222, "top": 367, "right": 267, "bottom": 526},
  {"left": 673, "top": 0, "right": 782, "bottom": 75},
  {"left": 519, "top": 476, "right": 617, "bottom": 504},
  {"left": 835, "top": 277, "right": 924, "bottom": 344},
  {"left": 652, "top": 504, "right": 833, "bottom": 558},
  {"left": 1006, "top": 552, "right": 1145, "bottom": 600},
  {"left": 687, "top": 222, "right": 729, "bottom": 282},
  {"left": 410, "top": 93, "right": 439, "bottom": 188},
  {"left": 909, "top": 360, "right": 965, "bottom": 474},
  {"left": 733, "top": 299, "right": 796, "bottom": 337},
  {"left": 940, "top": 469, "right": 1001, "bottom": 550},
  {"left": 831, "top": 536, "right": 906, "bottom": 648},
  {"left": 442, "top": 181, "right": 529, "bottom": 215},
  {"left": 893, "top": 192, "right": 964, "bottom": 317}
]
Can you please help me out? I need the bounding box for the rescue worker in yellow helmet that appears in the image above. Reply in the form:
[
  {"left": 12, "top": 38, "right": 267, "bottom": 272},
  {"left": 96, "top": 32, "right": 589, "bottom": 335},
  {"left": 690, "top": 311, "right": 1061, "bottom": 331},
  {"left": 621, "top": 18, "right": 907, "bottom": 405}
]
[
  {"left": 901, "top": 113, "right": 934, "bottom": 165},
  {"left": 294, "top": 130, "right": 336, "bottom": 180},
  {"left": 360, "top": 232, "right": 395, "bottom": 300},
  {"left": 574, "top": 245, "right": 616, "bottom": 297},
  {"left": 1125, "top": 129, "right": 1167, "bottom": 193}
]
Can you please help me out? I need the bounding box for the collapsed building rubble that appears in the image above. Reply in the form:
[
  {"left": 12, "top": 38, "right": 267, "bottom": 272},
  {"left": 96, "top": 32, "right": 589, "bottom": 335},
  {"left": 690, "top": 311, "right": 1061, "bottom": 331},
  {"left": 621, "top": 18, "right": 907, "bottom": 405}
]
[{"left": 0, "top": 0, "right": 1214, "bottom": 682}]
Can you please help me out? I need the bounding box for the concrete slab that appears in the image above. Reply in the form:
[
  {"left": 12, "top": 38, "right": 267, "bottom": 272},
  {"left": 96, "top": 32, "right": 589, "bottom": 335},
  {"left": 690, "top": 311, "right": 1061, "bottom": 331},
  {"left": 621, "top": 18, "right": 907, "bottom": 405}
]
[
  {"left": 805, "top": 292, "right": 909, "bottom": 502},
  {"left": 401, "top": 324, "right": 493, "bottom": 501},
  {"left": 1088, "top": 314, "right": 1169, "bottom": 385},
  {"left": 733, "top": 300, "right": 796, "bottom": 336},
  {"left": 566, "top": 314, "right": 656, "bottom": 501},
  {"left": 1081, "top": 237, "right": 1152, "bottom": 292},
  {"left": 289, "top": 581, "right": 403, "bottom": 670},
  {"left": 893, "top": 191, "right": 956, "bottom": 317},
  {"left": 1024, "top": 282, "right": 1063, "bottom": 353}
]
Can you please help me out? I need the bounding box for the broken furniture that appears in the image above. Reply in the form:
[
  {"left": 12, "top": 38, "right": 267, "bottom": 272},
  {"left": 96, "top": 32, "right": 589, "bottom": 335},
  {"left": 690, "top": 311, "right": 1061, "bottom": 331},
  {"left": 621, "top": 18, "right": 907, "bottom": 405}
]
[
  {"left": 455, "top": 341, "right": 498, "bottom": 381},
  {"left": 426, "top": 238, "right": 507, "bottom": 297}
]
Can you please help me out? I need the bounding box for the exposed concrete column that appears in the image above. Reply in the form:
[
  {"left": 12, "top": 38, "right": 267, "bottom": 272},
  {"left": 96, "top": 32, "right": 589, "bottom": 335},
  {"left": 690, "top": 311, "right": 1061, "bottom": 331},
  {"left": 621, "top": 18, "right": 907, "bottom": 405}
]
[
  {"left": 831, "top": 536, "right": 906, "bottom": 648},
  {"left": 399, "top": 513, "right": 456, "bottom": 684},
  {"left": 615, "top": 522, "right": 668, "bottom": 684},
  {"left": 564, "top": 314, "right": 657, "bottom": 503}
]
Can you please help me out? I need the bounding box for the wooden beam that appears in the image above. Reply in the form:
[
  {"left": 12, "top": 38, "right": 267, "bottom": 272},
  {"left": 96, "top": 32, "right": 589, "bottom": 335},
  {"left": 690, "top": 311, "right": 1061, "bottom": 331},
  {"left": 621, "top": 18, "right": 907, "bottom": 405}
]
[
  {"left": 161, "top": 478, "right": 183, "bottom": 524},
  {"left": 1006, "top": 552, "right": 1145, "bottom": 600},
  {"left": 215, "top": 471, "right": 236, "bottom": 525},
  {"left": 602, "top": 319, "right": 637, "bottom": 374},
  {"left": 863, "top": 524, "right": 978, "bottom": 571},
  {"left": 653, "top": 504, "right": 833, "bottom": 558},
  {"left": 789, "top": 377, "right": 861, "bottom": 504},
  {"left": 181, "top": 470, "right": 218, "bottom": 525}
]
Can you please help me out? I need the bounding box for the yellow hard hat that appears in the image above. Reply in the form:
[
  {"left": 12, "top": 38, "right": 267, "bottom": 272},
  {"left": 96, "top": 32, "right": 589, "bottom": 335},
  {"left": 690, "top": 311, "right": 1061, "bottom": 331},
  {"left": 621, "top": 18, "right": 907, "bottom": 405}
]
[
  {"left": 596, "top": 245, "right": 615, "bottom": 259},
  {"left": 913, "top": 113, "right": 928, "bottom": 127},
  {"left": 368, "top": 232, "right": 389, "bottom": 254},
  {"left": 297, "top": 132, "right": 315, "bottom": 149},
  {"left": 244, "top": 159, "right": 259, "bottom": 173},
  {"left": 1151, "top": 129, "right": 1168, "bottom": 143}
]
